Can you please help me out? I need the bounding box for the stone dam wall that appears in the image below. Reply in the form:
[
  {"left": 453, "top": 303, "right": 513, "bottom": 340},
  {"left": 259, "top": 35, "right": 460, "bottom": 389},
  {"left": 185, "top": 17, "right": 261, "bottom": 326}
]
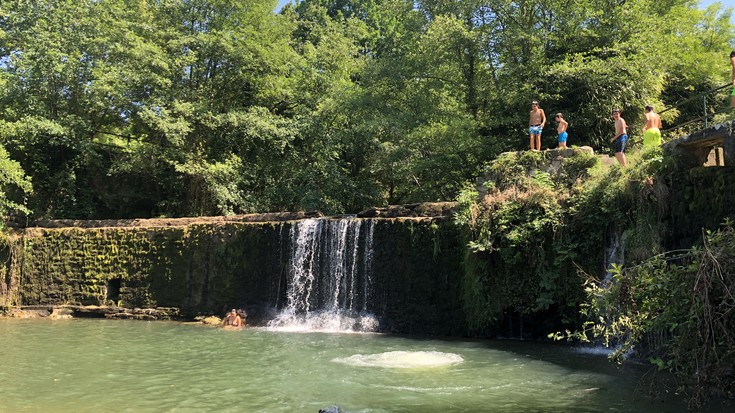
[{"left": 0, "top": 213, "right": 467, "bottom": 336}]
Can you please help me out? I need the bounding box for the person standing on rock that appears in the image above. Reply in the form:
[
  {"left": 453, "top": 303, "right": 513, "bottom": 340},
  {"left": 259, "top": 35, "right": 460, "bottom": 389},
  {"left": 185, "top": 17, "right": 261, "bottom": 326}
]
[
  {"left": 610, "top": 109, "right": 628, "bottom": 167},
  {"left": 642, "top": 105, "right": 662, "bottom": 148},
  {"left": 555, "top": 113, "right": 568, "bottom": 149},
  {"left": 529, "top": 101, "right": 546, "bottom": 151}
]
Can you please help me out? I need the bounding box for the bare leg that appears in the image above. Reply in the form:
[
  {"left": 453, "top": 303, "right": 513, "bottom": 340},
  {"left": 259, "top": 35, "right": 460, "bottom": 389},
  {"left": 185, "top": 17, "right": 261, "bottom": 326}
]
[
  {"left": 614, "top": 152, "right": 627, "bottom": 167},
  {"left": 535, "top": 135, "right": 541, "bottom": 151},
  {"left": 529, "top": 135, "right": 535, "bottom": 151},
  {"left": 731, "top": 94, "right": 735, "bottom": 108},
  {"left": 559, "top": 142, "right": 567, "bottom": 149}
]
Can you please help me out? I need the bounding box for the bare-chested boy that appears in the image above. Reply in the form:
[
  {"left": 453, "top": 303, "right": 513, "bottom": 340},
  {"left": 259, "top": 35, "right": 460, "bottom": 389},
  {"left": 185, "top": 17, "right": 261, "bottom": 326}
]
[
  {"left": 610, "top": 109, "right": 628, "bottom": 167},
  {"left": 642, "top": 105, "right": 662, "bottom": 147},
  {"left": 555, "top": 113, "right": 568, "bottom": 149},
  {"left": 529, "top": 101, "right": 546, "bottom": 151}
]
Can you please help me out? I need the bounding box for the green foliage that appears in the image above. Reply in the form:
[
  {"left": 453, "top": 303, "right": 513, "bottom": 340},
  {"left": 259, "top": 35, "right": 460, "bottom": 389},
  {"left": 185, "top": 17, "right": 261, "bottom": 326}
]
[
  {"left": 556, "top": 222, "right": 735, "bottom": 409},
  {"left": 0, "top": 143, "right": 32, "bottom": 223},
  {"left": 0, "top": 0, "right": 732, "bottom": 219},
  {"left": 457, "top": 144, "right": 671, "bottom": 334}
]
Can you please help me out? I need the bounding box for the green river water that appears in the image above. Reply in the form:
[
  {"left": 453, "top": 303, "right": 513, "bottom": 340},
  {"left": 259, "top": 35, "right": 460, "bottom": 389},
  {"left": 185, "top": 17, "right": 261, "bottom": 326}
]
[{"left": 0, "top": 318, "right": 697, "bottom": 412}]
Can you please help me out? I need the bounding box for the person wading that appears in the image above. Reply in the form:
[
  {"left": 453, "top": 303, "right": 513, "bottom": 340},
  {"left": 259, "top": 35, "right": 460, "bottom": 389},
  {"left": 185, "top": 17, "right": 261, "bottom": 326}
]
[{"left": 222, "top": 309, "right": 244, "bottom": 329}]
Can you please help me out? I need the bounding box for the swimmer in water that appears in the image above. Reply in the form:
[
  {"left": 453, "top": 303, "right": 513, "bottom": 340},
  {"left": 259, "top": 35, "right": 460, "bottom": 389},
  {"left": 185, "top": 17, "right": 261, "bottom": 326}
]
[{"left": 222, "top": 309, "right": 244, "bottom": 329}]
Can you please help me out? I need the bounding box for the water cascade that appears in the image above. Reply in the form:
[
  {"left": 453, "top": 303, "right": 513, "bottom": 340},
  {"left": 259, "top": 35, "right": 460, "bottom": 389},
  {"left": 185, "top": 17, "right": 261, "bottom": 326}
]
[
  {"left": 267, "top": 218, "right": 378, "bottom": 332},
  {"left": 603, "top": 231, "right": 625, "bottom": 284}
]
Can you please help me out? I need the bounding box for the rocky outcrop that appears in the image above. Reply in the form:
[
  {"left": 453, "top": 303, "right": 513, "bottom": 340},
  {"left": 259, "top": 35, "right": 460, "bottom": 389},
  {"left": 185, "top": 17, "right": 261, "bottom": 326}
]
[
  {"left": 476, "top": 146, "right": 598, "bottom": 199},
  {"left": 1, "top": 305, "right": 181, "bottom": 320}
]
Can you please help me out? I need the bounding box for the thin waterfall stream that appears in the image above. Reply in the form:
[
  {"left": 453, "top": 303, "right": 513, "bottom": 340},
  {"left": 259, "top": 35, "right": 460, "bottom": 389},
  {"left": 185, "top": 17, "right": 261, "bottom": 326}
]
[{"left": 267, "top": 218, "right": 378, "bottom": 332}]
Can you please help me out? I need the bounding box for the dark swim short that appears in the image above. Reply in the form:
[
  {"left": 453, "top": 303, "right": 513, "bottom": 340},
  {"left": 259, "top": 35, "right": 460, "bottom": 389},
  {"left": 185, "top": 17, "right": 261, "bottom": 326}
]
[{"left": 613, "top": 134, "right": 628, "bottom": 153}]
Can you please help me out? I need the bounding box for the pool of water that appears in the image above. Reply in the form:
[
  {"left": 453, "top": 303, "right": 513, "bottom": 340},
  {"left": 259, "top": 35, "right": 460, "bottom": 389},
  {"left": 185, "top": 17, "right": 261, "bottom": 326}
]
[{"left": 0, "top": 318, "right": 692, "bottom": 413}]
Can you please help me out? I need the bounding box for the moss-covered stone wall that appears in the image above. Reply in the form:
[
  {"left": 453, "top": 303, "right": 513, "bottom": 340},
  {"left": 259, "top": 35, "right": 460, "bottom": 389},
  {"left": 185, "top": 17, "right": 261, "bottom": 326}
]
[
  {"left": 369, "top": 219, "right": 465, "bottom": 335},
  {"left": 0, "top": 233, "right": 23, "bottom": 308},
  {"left": 4, "top": 218, "right": 466, "bottom": 335},
  {"left": 16, "top": 223, "right": 287, "bottom": 314}
]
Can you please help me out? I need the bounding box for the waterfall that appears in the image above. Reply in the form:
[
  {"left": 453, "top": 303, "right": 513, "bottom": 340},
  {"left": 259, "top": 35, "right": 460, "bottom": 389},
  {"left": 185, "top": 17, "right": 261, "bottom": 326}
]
[
  {"left": 267, "top": 218, "right": 378, "bottom": 333},
  {"left": 603, "top": 231, "right": 626, "bottom": 284}
]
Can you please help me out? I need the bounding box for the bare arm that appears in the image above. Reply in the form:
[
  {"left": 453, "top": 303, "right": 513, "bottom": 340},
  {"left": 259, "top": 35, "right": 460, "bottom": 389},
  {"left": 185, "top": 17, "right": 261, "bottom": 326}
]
[{"left": 540, "top": 109, "right": 546, "bottom": 127}]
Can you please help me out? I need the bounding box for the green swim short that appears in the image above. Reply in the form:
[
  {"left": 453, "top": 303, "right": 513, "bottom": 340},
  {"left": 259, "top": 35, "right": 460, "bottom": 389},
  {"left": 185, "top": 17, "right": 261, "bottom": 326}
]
[
  {"left": 731, "top": 87, "right": 735, "bottom": 96},
  {"left": 643, "top": 128, "right": 662, "bottom": 147}
]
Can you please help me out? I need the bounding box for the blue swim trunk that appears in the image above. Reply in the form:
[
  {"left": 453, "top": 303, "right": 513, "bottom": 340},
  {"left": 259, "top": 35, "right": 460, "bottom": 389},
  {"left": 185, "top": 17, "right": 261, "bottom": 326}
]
[
  {"left": 529, "top": 125, "right": 542, "bottom": 135},
  {"left": 557, "top": 131, "right": 568, "bottom": 143},
  {"left": 613, "top": 134, "right": 628, "bottom": 153}
]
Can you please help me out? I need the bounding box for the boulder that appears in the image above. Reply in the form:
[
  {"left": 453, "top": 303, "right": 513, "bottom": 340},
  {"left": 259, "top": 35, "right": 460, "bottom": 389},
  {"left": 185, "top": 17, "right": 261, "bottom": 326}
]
[
  {"left": 49, "top": 308, "right": 74, "bottom": 319},
  {"left": 199, "top": 316, "right": 222, "bottom": 326}
]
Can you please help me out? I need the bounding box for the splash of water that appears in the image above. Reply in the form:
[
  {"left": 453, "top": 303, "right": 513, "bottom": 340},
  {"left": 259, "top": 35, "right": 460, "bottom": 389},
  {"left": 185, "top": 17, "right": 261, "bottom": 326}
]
[
  {"left": 268, "top": 218, "right": 378, "bottom": 333},
  {"left": 332, "top": 351, "right": 464, "bottom": 368}
]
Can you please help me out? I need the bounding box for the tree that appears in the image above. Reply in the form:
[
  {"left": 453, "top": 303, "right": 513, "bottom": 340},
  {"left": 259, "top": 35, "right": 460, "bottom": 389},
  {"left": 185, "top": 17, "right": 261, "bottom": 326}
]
[{"left": 0, "top": 142, "right": 32, "bottom": 224}]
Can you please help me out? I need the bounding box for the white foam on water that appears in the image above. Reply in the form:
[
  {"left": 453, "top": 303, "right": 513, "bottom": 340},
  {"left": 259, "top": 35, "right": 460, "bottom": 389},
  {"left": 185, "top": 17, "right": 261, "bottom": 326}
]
[
  {"left": 370, "top": 384, "right": 474, "bottom": 394},
  {"left": 332, "top": 351, "right": 464, "bottom": 368},
  {"left": 571, "top": 345, "right": 615, "bottom": 356},
  {"left": 266, "top": 310, "right": 379, "bottom": 333}
]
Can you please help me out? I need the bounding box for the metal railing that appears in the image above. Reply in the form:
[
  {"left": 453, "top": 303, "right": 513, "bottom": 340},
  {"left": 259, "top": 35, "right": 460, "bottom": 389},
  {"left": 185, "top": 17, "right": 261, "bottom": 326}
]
[{"left": 660, "top": 83, "right": 731, "bottom": 134}]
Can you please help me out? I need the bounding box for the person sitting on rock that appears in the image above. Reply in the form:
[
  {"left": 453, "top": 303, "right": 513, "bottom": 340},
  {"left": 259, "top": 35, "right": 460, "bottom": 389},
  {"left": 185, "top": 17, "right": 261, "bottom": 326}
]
[{"left": 222, "top": 309, "right": 244, "bottom": 329}]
